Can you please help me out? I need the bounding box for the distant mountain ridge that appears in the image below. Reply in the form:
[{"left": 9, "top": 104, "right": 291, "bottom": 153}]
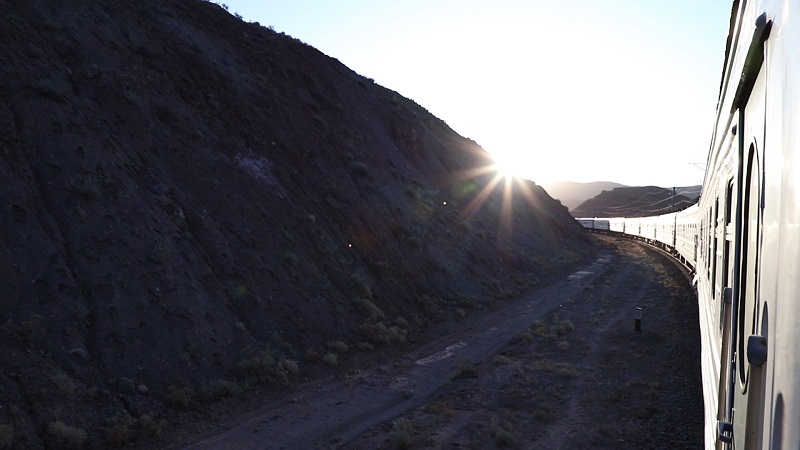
[
  {"left": 571, "top": 186, "right": 697, "bottom": 218},
  {"left": 540, "top": 181, "right": 625, "bottom": 211},
  {"left": 541, "top": 181, "right": 701, "bottom": 214}
]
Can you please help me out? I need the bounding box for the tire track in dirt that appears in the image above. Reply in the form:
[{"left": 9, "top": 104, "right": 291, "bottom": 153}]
[
  {"left": 183, "top": 252, "right": 615, "bottom": 450},
  {"left": 184, "top": 236, "right": 703, "bottom": 449},
  {"left": 532, "top": 240, "right": 654, "bottom": 449},
  {"left": 342, "top": 235, "right": 703, "bottom": 450}
]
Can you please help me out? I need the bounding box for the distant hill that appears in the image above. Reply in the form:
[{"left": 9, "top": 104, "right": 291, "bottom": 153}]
[
  {"left": 542, "top": 181, "right": 702, "bottom": 213},
  {"left": 571, "top": 186, "right": 697, "bottom": 218},
  {"left": 676, "top": 185, "right": 702, "bottom": 201},
  {"left": 540, "top": 181, "right": 626, "bottom": 211}
]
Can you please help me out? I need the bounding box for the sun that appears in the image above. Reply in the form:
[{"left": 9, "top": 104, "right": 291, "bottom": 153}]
[
  {"left": 453, "top": 150, "right": 545, "bottom": 244},
  {"left": 492, "top": 162, "right": 516, "bottom": 180},
  {"left": 489, "top": 151, "right": 530, "bottom": 181}
]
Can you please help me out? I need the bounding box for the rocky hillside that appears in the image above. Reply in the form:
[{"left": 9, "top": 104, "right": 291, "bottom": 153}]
[
  {"left": 0, "top": 1, "right": 595, "bottom": 447},
  {"left": 571, "top": 186, "right": 696, "bottom": 218}
]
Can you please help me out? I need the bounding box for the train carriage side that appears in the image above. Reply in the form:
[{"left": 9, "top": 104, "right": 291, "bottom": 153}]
[
  {"left": 675, "top": 203, "right": 699, "bottom": 269},
  {"left": 695, "top": 1, "right": 800, "bottom": 448},
  {"left": 608, "top": 217, "right": 626, "bottom": 234},
  {"left": 623, "top": 216, "right": 642, "bottom": 239},
  {"left": 575, "top": 218, "right": 610, "bottom": 231},
  {"left": 654, "top": 211, "right": 679, "bottom": 250},
  {"left": 637, "top": 215, "right": 658, "bottom": 243},
  {"left": 576, "top": 218, "right": 594, "bottom": 229}
]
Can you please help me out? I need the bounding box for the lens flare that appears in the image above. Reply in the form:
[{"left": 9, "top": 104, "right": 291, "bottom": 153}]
[{"left": 453, "top": 155, "right": 542, "bottom": 244}]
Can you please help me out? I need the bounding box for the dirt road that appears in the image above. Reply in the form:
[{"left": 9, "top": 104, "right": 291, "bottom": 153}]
[{"left": 182, "top": 235, "right": 703, "bottom": 449}]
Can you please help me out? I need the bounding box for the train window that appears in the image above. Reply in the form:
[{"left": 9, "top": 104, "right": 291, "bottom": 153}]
[
  {"left": 721, "top": 182, "right": 733, "bottom": 329},
  {"left": 707, "top": 208, "right": 713, "bottom": 276},
  {"left": 711, "top": 198, "right": 719, "bottom": 297},
  {"left": 724, "top": 180, "right": 733, "bottom": 287},
  {"left": 738, "top": 144, "right": 761, "bottom": 385}
]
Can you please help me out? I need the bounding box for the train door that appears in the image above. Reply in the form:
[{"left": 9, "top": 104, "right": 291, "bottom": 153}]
[
  {"left": 720, "top": 13, "right": 771, "bottom": 449},
  {"left": 717, "top": 180, "right": 735, "bottom": 449},
  {"left": 736, "top": 143, "right": 765, "bottom": 449}
]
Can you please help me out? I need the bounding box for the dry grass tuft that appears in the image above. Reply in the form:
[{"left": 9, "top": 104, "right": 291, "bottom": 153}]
[
  {"left": 47, "top": 421, "right": 87, "bottom": 449},
  {"left": 392, "top": 419, "right": 415, "bottom": 449},
  {"left": 322, "top": 352, "right": 338, "bottom": 367},
  {"left": 492, "top": 354, "right": 513, "bottom": 364},
  {"left": 327, "top": 340, "right": 349, "bottom": 353},
  {"left": 452, "top": 358, "right": 478, "bottom": 379},
  {"left": 0, "top": 424, "right": 14, "bottom": 449}
]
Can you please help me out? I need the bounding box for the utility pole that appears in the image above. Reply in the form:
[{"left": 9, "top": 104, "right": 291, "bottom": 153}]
[{"left": 672, "top": 187, "right": 676, "bottom": 212}]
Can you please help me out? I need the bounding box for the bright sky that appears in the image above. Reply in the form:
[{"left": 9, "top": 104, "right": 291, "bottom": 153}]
[{"left": 220, "top": 0, "right": 731, "bottom": 187}]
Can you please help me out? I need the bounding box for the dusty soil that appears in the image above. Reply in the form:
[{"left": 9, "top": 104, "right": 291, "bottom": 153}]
[{"left": 179, "top": 235, "right": 704, "bottom": 449}]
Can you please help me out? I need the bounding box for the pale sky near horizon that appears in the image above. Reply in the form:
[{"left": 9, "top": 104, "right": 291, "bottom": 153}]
[{"left": 218, "top": 0, "right": 731, "bottom": 187}]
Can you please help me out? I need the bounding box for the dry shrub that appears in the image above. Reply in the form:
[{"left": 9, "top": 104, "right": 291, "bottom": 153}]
[
  {"left": 360, "top": 321, "right": 406, "bottom": 344},
  {"left": 51, "top": 373, "right": 77, "bottom": 397},
  {"left": 354, "top": 297, "right": 384, "bottom": 321},
  {"left": 392, "top": 419, "right": 415, "bottom": 449},
  {"left": 105, "top": 413, "right": 135, "bottom": 447},
  {"left": 47, "top": 421, "right": 87, "bottom": 449},
  {"left": 452, "top": 358, "right": 478, "bottom": 379},
  {"left": 282, "top": 359, "right": 300, "bottom": 374},
  {"left": 305, "top": 347, "right": 321, "bottom": 362},
  {"left": 165, "top": 385, "right": 196, "bottom": 409},
  {"left": 493, "top": 354, "right": 512, "bottom": 364},
  {"left": 355, "top": 341, "right": 374, "bottom": 350},
  {"left": 104, "top": 412, "right": 164, "bottom": 447},
  {"left": 322, "top": 352, "right": 338, "bottom": 366},
  {"left": 517, "top": 331, "right": 535, "bottom": 342},
  {"left": 534, "top": 404, "right": 558, "bottom": 421},
  {"left": 137, "top": 413, "right": 164, "bottom": 440},
  {"left": 490, "top": 417, "right": 516, "bottom": 447},
  {"left": 556, "top": 363, "right": 579, "bottom": 378},
  {"left": 327, "top": 340, "right": 349, "bottom": 353},
  {"left": 0, "top": 424, "right": 14, "bottom": 449},
  {"left": 236, "top": 352, "right": 296, "bottom": 384},
  {"left": 350, "top": 271, "right": 373, "bottom": 298},
  {"left": 201, "top": 379, "right": 243, "bottom": 401}
]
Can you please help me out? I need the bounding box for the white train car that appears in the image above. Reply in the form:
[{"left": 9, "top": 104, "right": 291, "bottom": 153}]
[
  {"left": 637, "top": 216, "right": 658, "bottom": 242},
  {"left": 576, "top": 218, "right": 610, "bottom": 231},
  {"left": 608, "top": 217, "right": 627, "bottom": 234},
  {"left": 654, "top": 211, "right": 678, "bottom": 249},
  {"left": 579, "top": 3, "right": 800, "bottom": 445},
  {"left": 623, "top": 216, "right": 641, "bottom": 236},
  {"left": 579, "top": 209, "right": 696, "bottom": 262},
  {"left": 675, "top": 204, "right": 700, "bottom": 268},
  {"left": 693, "top": 1, "right": 800, "bottom": 448}
]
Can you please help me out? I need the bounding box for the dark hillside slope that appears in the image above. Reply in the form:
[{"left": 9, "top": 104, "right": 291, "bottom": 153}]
[{"left": 0, "top": 0, "right": 594, "bottom": 447}]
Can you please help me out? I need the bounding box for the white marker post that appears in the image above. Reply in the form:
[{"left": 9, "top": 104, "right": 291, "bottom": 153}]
[{"left": 635, "top": 307, "right": 642, "bottom": 332}]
